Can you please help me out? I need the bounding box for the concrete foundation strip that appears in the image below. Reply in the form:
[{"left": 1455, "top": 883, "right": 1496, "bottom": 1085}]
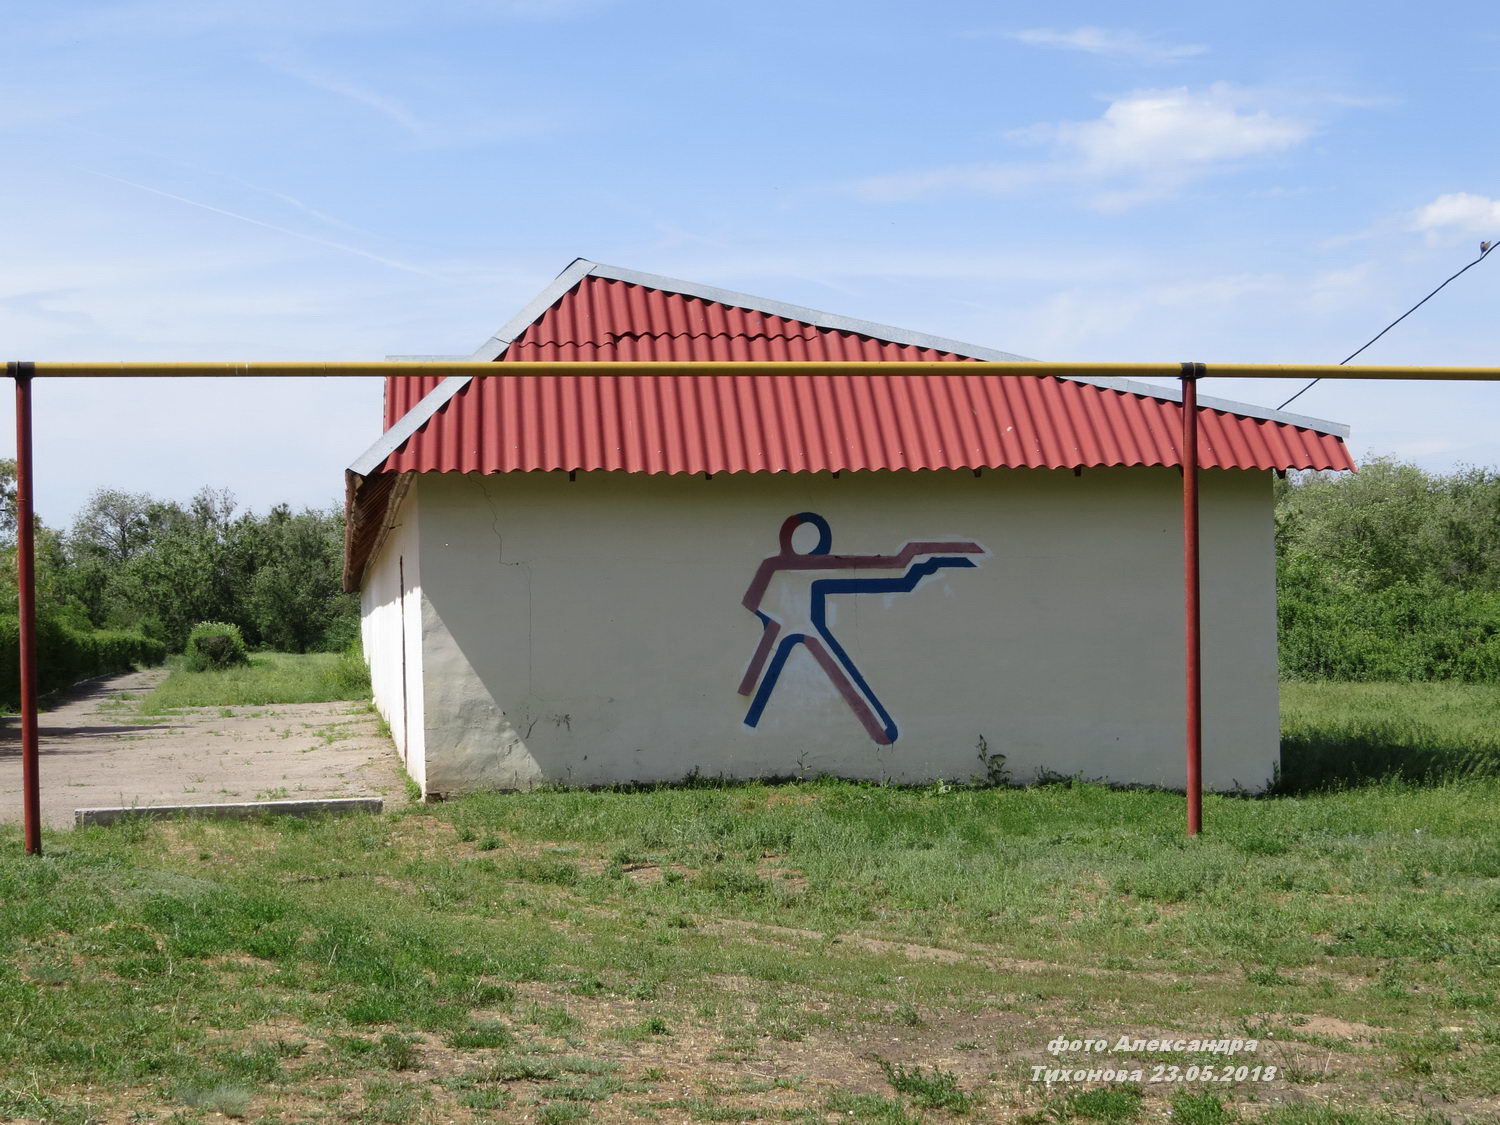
[{"left": 74, "top": 796, "right": 382, "bottom": 827}]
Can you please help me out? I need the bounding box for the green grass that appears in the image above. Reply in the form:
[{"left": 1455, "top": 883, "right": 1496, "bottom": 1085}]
[
  {"left": 1280, "top": 680, "right": 1500, "bottom": 790},
  {"left": 5, "top": 776, "right": 1500, "bottom": 1121},
  {"left": 877, "top": 1058, "right": 976, "bottom": 1112},
  {"left": 142, "top": 649, "right": 370, "bottom": 712},
  {"left": 1171, "top": 1090, "right": 1237, "bottom": 1125},
  {"left": 3, "top": 681, "right": 1499, "bottom": 1121},
  {"left": 824, "top": 1091, "right": 923, "bottom": 1123},
  {"left": 1060, "top": 1084, "right": 1144, "bottom": 1123}
]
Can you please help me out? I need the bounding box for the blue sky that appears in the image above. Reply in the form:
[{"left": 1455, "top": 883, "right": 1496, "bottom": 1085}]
[{"left": 3, "top": 0, "right": 1498, "bottom": 523}]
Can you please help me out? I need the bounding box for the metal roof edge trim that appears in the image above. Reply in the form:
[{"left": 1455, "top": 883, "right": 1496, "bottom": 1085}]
[
  {"left": 352, "top": 262, "right": 599, "bottom": 475},
  {"left": 388, "top": 462, "right": 1314, "bottom": 480},
  {"left": 471, "top": 258, "right": 599, "bottom": 361},
  {"left": 349, "top": 374, "right": 475, "bottom": 476}
]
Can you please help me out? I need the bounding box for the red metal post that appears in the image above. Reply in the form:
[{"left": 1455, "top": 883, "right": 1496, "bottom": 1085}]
[
  {"left": 13, "top": 364, "right": 40, "bottom": 855},
  {"left": 1181, "top": 365, "right": 1203, "bottom": 837}
]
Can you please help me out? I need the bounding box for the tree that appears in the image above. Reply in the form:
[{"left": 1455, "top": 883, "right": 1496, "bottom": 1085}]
[
  {"left": 1278, "top": 458, "right": 1500, "bottom": 593},
  {"left": 1276, "top": 458, "right": 1500, "bottom": 681},
  {"left": 69, "top": 489, "right": 163, "bottom": 564},
  {"left": 245, "top": 506, "right": 355, "bottom": 652},
  {"left": 0, "top": 458, "right": 16, "bottom": 546},
  {"left": 47, "top": 485, "right": 357, "bottom": 654}
]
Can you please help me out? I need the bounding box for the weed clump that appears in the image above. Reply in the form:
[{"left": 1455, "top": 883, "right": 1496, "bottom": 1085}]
[
  {"left": 447, "top": 1020, "right": 513, "bottom": 1049},
  {"left": 877, "top": 1058, "right": 975, "bottom": 1112},
  {"left": 178, "top": 1080, "right": 254, "bottom": 1118},
  {"left": 1064, "top": 1084, "right": 1144, "bottom": 1123}
]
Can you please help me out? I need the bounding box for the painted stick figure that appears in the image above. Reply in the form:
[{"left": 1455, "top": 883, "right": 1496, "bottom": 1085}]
[{"left": 738, "top": 512, "right": 984, "bottom": 744}]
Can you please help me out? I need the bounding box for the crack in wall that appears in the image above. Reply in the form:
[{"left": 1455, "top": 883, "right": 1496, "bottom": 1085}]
[{"left": 477, "top": 478, "right": 505, "bottom": 565}]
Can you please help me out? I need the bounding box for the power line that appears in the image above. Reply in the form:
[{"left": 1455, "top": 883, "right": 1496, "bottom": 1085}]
[{"left": 1278, "top": 239, "right": 1500, "bottom": 411}]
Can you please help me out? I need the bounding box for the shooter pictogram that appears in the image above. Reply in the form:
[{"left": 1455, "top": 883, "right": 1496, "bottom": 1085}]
[{"left": 738, "top": 512, "right": 983, "bottom": 744}]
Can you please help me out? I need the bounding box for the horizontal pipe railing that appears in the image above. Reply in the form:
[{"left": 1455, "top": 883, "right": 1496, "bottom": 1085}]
[
  {"left": 11, "top": 356, "right": 1500, "bottom": 853},
  {"left": 9, "top": 360, "right": 1500, "bottom": 379}
]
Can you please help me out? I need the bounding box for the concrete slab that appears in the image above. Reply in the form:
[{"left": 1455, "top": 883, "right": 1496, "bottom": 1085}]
[
  {"left": 0, "top": 668, "right": 409, "bottom": 831},
  {"left": 75, "top": 796, "right": 383, "bottom": 827}
]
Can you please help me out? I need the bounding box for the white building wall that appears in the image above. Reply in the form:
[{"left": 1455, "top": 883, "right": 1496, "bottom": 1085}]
[
  {"left": 359, "top": 485, "right": 426, "bottom": 788},
  {"left": 405, "top": 468, "right": 1279, "bottom": 796}
]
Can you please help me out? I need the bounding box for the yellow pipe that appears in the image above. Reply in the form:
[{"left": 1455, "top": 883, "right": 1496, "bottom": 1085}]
[
  {"left": 17, "top": 360, "right": 1168, "bottom": 378},
  {"left": 1187, "top": 363, "right": 1500, "bottom": 381},
  {"left": 12, "top": 360, "right": 1500, "bottom": 380}
]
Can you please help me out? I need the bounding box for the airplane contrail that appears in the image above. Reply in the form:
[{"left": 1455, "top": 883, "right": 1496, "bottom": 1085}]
[{"left": 84, "top": 170, "right": 453, "bottom": 282}]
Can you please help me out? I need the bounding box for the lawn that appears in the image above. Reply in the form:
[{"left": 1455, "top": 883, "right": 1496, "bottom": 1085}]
[
  {"left": 141, "top": 650, "right": 371, "bottom": 714},
  {"left": 1280, "top": 681, "right": 1500, "bottom": 791},
  {"left": 2, "top": 682, "right": 1498, "bottom": 1123}
]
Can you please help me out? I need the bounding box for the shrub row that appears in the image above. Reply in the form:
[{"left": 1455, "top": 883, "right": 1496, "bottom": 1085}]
[
  {"left": 1279, "top": 579, "right": 1500, "bottom": 682},
  {"left": 0, "top": 613, "right": 165, "bottom": 709}
]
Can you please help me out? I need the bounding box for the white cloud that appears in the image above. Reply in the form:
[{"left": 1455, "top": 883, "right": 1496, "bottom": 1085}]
[
  {"left": 1028, "top": 85, "right": 1309, "bottom": 171},
  {"left": 1412, "top": 193, "right": 1500, "bottom": 240},
  {"left": 1009, "top": 27, "right": 1207, "bottom": 64},
  {"left": 853, "top": 84, "right": 1314, "bottom": 208}
]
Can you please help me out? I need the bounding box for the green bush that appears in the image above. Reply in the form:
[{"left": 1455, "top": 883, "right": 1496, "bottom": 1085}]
[
  {"left": 1278, "top": 571, "right": 1500, "bottom": 683},
  {"left": 183, "top": 622, "right": 250, "bottom": 672},
  {"left": 1277, "top": 460, "right": 1500, "bottom": 683},
  {"left": 0, "top": 613, "right": 166, "bottom": 709}
]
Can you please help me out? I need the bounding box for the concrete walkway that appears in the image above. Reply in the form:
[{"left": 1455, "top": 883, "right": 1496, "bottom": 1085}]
[{"left": 0, "top": 668, "right": 408, "bottom": 829}]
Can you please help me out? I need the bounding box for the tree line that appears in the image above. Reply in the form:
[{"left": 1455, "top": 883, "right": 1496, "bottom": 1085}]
[
  {"left": 1277, "top": 457, "right": 1500, "bottom": 681},
  {"left": 39, "top": 485, "right": 356, "bottom": 654},
  {"left": 0, "top": 470, "right": 355, "bottom": 702}
]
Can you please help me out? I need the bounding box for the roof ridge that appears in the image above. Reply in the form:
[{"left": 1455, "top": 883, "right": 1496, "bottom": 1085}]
[{"left": 525, "top": 327, "right": 968, "bottom": 347}]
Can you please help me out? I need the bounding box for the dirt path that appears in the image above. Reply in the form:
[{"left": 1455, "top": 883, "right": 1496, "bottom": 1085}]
[{"left": 0, "top": 668, "right": 408, "bottom": 829}]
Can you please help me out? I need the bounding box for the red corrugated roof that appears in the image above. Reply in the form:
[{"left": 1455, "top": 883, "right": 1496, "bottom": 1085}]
[
  {"left": 380, "top": 369, "right": 1352, "bottom": 475},
  {"left": 346, "top": 267, "right": 1355, "bottom": 589},
  {"left": 374, "top": 275, "right": 1354, "bottom": 476}
]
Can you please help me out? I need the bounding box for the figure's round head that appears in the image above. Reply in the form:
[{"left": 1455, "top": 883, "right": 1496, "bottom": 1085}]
[{"left": 778, "top": 511, "right": 832, "bottom": 555}]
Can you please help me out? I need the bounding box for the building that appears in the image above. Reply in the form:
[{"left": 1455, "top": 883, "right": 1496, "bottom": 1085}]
[{"left": 344, "top": 259, "right": 1354, "bottom": 798}]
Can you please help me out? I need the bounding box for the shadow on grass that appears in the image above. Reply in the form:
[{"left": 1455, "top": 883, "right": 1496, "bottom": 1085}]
[
  {"left": 443, "top": 736, "right": 1495, "bottom": 804},
  {"left": 1274, "top": 681, "right": 1500, "bottom": 794},
  {"left": 1274, "top": 726, "right": 1499, "bottom": 794}
]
